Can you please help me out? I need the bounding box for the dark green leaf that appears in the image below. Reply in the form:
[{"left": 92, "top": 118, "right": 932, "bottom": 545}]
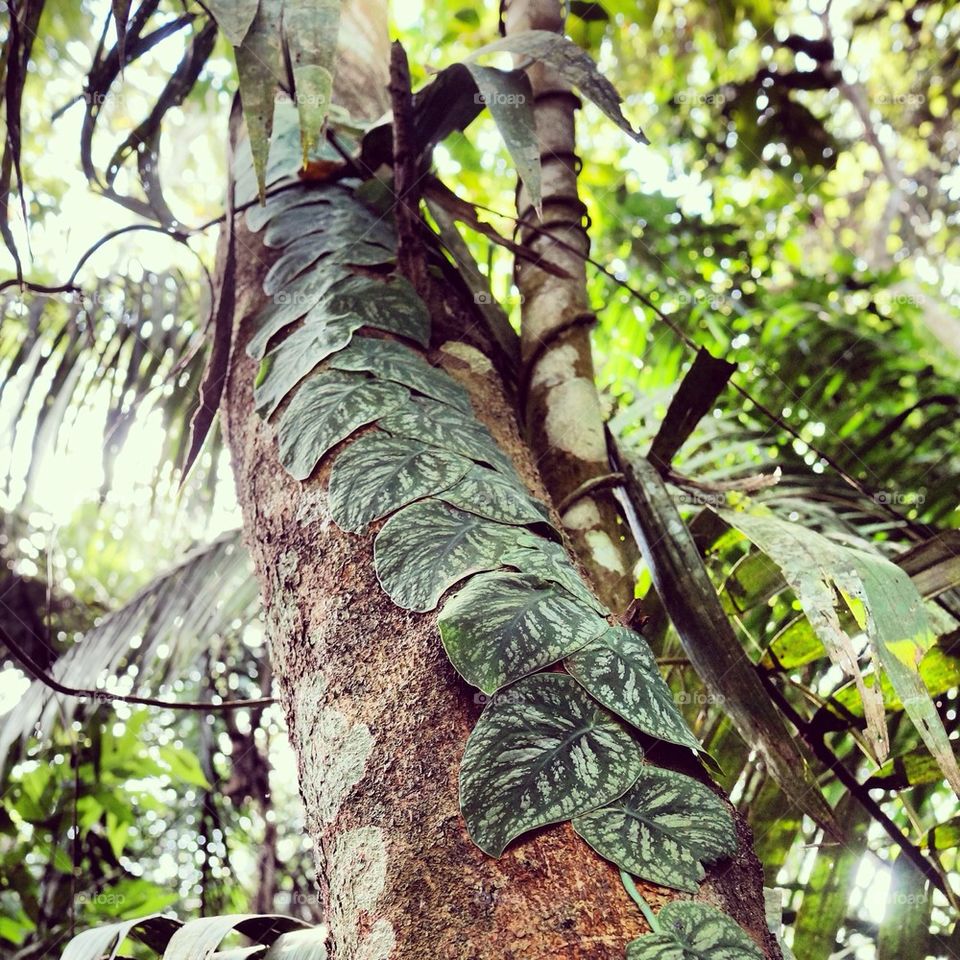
[
  {"left": 328, "top": 433, "right": 470, "bottom": 533},
  {"left": 573, "top": 766, "right": 736, "bottom": 891},
  {"left": 329, "top": 336, "right": 471, "bottom": 411},
  {"left": 374, "top": 499, "right": 522, "bottom": 611},
  {"left": 566, "top": 626, "right": 701, "bottom": 753},
  {"left": 277, "top": 370, "right": 408, "bottom": 480},
  {"left": 438, "top": 464, "right": 552, "bottom": 526},
  {"left": 459, "top": 673, "right": 643, "bottom": 856},
  {"left": 625, "top": 901, "right": 764, "bottom": 959},
  {"left": 438, "top": 571, "right": 607, "bottom": 693}
]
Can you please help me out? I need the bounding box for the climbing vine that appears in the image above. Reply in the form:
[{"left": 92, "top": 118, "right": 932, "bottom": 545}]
[{"left": 233, "top": 100, "right": 764, "bottom": 958}]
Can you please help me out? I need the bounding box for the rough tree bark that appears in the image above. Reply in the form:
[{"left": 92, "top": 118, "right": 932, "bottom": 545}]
[{"left": 221, "top": 1, "right": 780, "bottom": 957}]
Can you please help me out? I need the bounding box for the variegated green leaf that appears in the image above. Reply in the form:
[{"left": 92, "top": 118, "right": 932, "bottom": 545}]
[
  {"left": 281, "top": 0, "right": 341, "bottom": 160},
  {"left": 253, "top": 318, "right": 358, "bottom": 419},
  {"left": 205, "top": 0, "right": 259, "bottom": 45},
  {"left": 234, "top": 0, "right": 283, "bottom": 199},
  {"left": 566, "top": 626, "right": 701, "bottom": 753},
  {"left": 246, "top": 264, "right": 354, "bottom": 360},
  {"left": 502, "top": 532, "right": 609, "bottom": 615},
  {"left": 438, "top": 571, "right": 607, "bottom": 693},
  {"left": 277, "top": 371, "right": 408, "bottom": 481},
  {"left": 263, "top": 238, "right": 394, "bottom": 297},
  {"left": 264, "top": 200, "right": 391, "bottom": 249},
  {"left": 626, "top": 901, "right": 764, "bottom": 959},
  {"left": 324, "top": 275, "right": 430, "bottom": 347},
  {"left": 459, "top": 673, "right": 643, "bottom": 856},
  {"left": 573, "top": 766, "right": 736, "bottom": 892},
  {"left": 247, "top": 187, "right": 328, "bottom": 232},
  {"left": 374, "top": 499, "right": 522, "bottom": 611},
  {"left": 329, "top": 337, "right": 471, "bottom": 411},
  {"left": 379, "top": 397, "right": 515, "bottom": 474},
  {"left": 438, "top": 464, "right": 553, "bottom": 527},
  {"left": 328, "top": 433, "right": 470, "bottom": 533}
]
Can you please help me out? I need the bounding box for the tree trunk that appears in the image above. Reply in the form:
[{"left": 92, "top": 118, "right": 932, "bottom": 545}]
[{"left": 221, "top": 2, "right": 779, "bottom": 957}]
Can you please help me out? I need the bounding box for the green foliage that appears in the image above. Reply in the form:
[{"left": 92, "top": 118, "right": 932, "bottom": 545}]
[
  {"left": 573, "top": 767, "right": 737, "bottom": 892},
  {"left": 625, "top": 901, "right": 764, "bottom": 959}
]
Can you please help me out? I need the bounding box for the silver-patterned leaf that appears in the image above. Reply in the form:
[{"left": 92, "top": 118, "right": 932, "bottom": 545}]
[
  {"left": 254, "top": 318, "right": 358, "bottom": 418},
  {"left": 373, "top": 499, "right": 522, "bottom": 611},
  {"left": 329, "top": 337, "right": 470, "bottom": 411},
  {"left": 379, "top": 397, "right": 515, "bottom": 474},
  {"left": 323, "top": 275, "right": 430, "bottom": 347},
  {"left": 328, "top": 433, "right": 471, "bottom": 533},
  {"left": 246, "top": 264, "right": 354, "bottom": 359},
  {"left": 263, "top": 238, "right": 394, "bottom": 297},
  {"left": 573, "top": 766, "right": 737, "bottom": 893},
  {"left": 438, "top": 571, "right": 607, "bottom": 693},
  {"left": 625, "top": 901, "right": 764, "bottom": 959},
  {"left": 246, "top": 185, "right": 324, "bottom": 232},
  {"left": 264, "top": 201, "right": 393, "bottom": 249},
  {"left": 438, "top": 464, "right": 553, "bottom": 527},
  {"left": 277, "top": 370, "right": 408, "bottom": 481},
  {"left": 502, "top": 532, "right": 609, "bottom": 615},
  {"left": 566, "top": 626, "right": 701, "bottom": 753},
  {"left": 459, "top": 673, "right": 644, "bottom": 856}
]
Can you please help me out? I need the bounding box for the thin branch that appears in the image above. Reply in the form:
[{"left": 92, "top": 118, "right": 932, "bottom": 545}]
[{"left": 1, "top": 626, "right": 275, "bottom": 712}]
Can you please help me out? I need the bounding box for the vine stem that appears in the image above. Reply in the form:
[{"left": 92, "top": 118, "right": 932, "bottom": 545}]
[{"left": 620, "top": 870, "right": 660, "bottom": 933}]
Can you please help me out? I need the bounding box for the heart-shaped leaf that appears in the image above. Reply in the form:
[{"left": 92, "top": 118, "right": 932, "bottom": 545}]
[
  {"left": 438, "top": 464, "right": 553, "bottom": 527},
  {"left": 460, "top": 673, "right": 643, "bottom": 856},
  {"left": 329, "top": 336, "right": 471, "bottom": 411},
  {"left": 379, "top": 397, "right": 515, "bottom": 474},
  {"left": 625, "top": 901, "right": 764, "bottom": 959},
  {"left": 566, "top": 626, "right": 701, "bottom": 753},
  {"left": 374, "top": 499, "right": 521, "bottom": 611},
  {"left": 254, "top": 318, "right": 358, "bottom": 418},
  {"left": 277, "top": 371, "right": 408, "bottom": 480},
  {"left": 502, "top": 532, "right": 609, "bottom": 615},
  {"left": 438, "top": 571, "right": 607, "bottom": 693},
  {"left": 246, "top": 265, "right": 354, "bottom": 359},
  {"left": 324, "top": 275, "right": 430, "bottom": 347},
  {"left": 573, "top": 766, "right": 736, "bottom": 892},
  {"left": 329, "top": 433, "right": 471, "bottom": 533}
]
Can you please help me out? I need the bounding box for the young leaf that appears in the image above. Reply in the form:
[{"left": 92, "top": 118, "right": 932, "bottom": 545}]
[
  {"left": 625, "top": 901, "right": 764, "bottom": 959},
  {"left": 438, "top": 464, "right": 553, "bottom": 526},
  {"left": 374, "top": 499, "right": 522, "bottom": 611},
  {"left": 459, "top": 673, "right": 644, "bottom": 856},
  {"left": 379, "top": 397, "right": 515, "bottom": 474},
  {"left": 438, "top": 571, "right": 607, "bottom": 693},
  {"left": 566, "top": 626, "right": 702, "bottom": 753},
  {"left": 329, "top": 336, "right": 471, "bottom": 411},
  {"left": 467, "top": 30, "right": 646, "bottom": 143},
  {"left": 254, "top": 318, "right": 358, "bottom": 418},
  {"left": 277, "top": 370, "right": 408, "bottom": 480},
  {"left": 464, "top": 65, "right": 541, "bottom": 212},
  {"left": 205, "top": 0, "right": 259, "bottom": 45},
  {"left": 573, "top": 766, "right": 736, "bottom": 892},
  {"left": 235, "top": 0, "right": 283, "bottom": 199},
  {"left": 281, "top": 0, "right": 342, "bottom": 161},
  {"left": 328, "top": 433, "right": 470, "bottom": 533},
  {"left": 502, "top": 532, "right": 609, "bottom": 615}
]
